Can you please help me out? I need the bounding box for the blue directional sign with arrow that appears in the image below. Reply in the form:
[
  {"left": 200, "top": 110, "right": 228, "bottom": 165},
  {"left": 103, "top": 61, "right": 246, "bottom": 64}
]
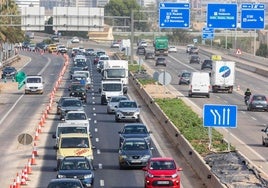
[
  {"left": 203, "top": 104, "right": 237, "bottom": 128},
  {"left": 207, "top": 4, "right": 237, "bottom": 29},
  {"left": 202, "top": 28, "right": 214, "bottom": 39},
  {"left": 159, "top": 2, "right": 190, "bottom": 29},
  {"left": 241, "top": 3, "right": 265, "bottom": 29}
]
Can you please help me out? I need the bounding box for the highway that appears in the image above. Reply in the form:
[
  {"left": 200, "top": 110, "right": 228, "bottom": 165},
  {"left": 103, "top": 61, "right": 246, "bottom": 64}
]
[{"left": 0, "top": 39, "right": 268, "bottom": 187}]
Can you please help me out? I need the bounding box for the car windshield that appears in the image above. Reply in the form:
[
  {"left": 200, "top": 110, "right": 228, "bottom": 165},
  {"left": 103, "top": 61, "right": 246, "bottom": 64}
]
[
  {"left": 58, "top": 127, "right": 87, "bottom": 136},
  {"left": 253, "top": 96, "right": 266, "bottom": 101},
  {"left": 122, "top": 140, "right": 148, "bottom": 150},
  {"left": 66, "top": 113, "right": 87, "bottom": 120},
  {"left": 123, "top": 126, "right": 148, "bottom": 134},
  {"left": 111, "top": 96, "right": 127, "bottom": 102},
  {"left": 61, "top": 137, "right": 89, "bottom": 148},
  {"left": 150, "top": 160, "right": 176, "bottom": 170},
  {"left": 60, "top": 160, "right": 91, "bottom": 170},
  {"left": 106, "top": 69, "right": 125, "bottom": 78},
  {"left": 119, "top": 101, "right": 137, "bottom": 108},
  {"left": 62, "top": 100, "right": 82, "bottom": 107},
  {"left": 182, "top": 72, "right": 191, "bottom": 77},
  {"left": 27, "top": 78, "right": 41, "bottom": 83}
]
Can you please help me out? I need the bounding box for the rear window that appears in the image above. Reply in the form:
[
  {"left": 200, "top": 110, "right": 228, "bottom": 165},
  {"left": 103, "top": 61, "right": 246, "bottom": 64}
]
[{"left": 253, "top": 96, "right": 266, "bottom": 101}]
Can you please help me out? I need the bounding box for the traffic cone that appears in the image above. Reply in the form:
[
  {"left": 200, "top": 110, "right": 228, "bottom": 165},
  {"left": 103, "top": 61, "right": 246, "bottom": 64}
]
[
  {"left": 20, "top": 170, "right": 27, "bottom": 185},
  {"left": 16, "top": 172, "right": 21, "bottom": 188},
  {"left": 38, "top": 123, "right": 42, "bottom": 134},
  {"left": 12, "top": 179, "right": 16, "bottom": 188},
  {"left": 33, "top": 142, "right": 38, "bottom": 156},
  {"left": 31, "top": 151, "right": 37, "bottom": 165},
  {"left": 34, "top": 129, "right": 39, "bottom": 141},
  {"left": 23, "top": 166, "right": 29, "bottom": 181},
  {"left": 27, "top": 159, "right": 32, "bottom": 174}
]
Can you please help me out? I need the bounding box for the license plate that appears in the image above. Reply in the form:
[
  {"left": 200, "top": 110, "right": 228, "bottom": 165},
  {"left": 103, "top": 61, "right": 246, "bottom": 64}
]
[
  {"left": 131, "top": 160, "right": 141, "bottom": 163},
  {"left": 157, "top": 181, "right": 169, "bottom": 185}
]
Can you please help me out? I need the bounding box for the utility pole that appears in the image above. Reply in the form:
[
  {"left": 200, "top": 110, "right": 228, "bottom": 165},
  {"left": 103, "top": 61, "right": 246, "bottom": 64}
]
[{"left": 130, "top": 10, "right": 134, "bottom": 64}]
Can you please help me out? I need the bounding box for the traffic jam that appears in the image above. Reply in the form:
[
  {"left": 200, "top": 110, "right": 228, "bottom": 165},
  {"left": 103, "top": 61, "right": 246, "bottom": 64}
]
[{"left": 6, "top": 45, "right": 183, "bottom": 188}]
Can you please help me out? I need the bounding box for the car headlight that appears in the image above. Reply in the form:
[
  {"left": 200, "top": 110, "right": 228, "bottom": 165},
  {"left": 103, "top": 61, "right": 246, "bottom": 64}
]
[
  {"left": 147, "top": 172, "right": 154, "bottom": 178},
  {"left": 141, "top": 155, "right": 151, "bottom": 160},
  {"left": 171, "top": 173, "right": 178, "bottom": 178},
  {"left": 57, "top": 174, "right": 66, "bottom": 178},
  {"left": 84, "top": 174, "right": 93, "bottom": 179},
  {"left": 120, "top": 155, "right": 127, "bottom": 159},
  {"left": 71, "top": 92, "right": 75, "bottom": 95}
]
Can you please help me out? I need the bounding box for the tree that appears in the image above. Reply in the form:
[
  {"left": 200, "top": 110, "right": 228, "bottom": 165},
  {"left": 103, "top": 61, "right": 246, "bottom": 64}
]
[
  {"left": 104, "top": 0, "right": 148, "bottom": 32},
  {"left": 256, "top": 43, "right": 268, "bottom": 57},
  {"left": 0, "top": 0, "right": 25, "bottom": 43}
]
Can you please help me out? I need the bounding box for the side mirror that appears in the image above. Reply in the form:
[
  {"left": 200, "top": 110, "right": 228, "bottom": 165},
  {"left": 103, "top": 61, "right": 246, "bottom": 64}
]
[
  {"left": 123, "top": 86, "right": 128, "bottom": 94},
  {"left": 98, "top": 88, "right": 101, "bottom": 93},
  {"left": 52, "top": 134, "right": 56, "bottom": 139},
  {"left": 53, "top": 146, "right": 58, "bottom": 150}
]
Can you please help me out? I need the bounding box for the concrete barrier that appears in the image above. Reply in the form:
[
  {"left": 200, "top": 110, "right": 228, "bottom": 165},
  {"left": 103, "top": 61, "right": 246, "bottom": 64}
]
[
  {"left": 130, "top": 74, "right": 226, "bottom": 188},
  {"left": 0, "top": 55, "right": 20, "bottom": 68}
]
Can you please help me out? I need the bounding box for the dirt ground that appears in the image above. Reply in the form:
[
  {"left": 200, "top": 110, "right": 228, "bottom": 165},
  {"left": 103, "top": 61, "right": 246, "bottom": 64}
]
[
  {"left": 143, "top": 84, "right": 176, "bottom": 98},
  {"left": 0, "top": 55, "right": 30, "bottom": 93}
]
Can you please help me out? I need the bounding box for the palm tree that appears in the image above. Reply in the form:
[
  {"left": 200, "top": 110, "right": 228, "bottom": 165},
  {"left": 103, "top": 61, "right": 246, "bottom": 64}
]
[{"left": 0, "top": 0, "right": 24, "bottom": 43}]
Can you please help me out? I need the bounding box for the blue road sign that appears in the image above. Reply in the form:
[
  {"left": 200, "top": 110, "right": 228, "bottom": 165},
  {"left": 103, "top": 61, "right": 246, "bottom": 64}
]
[
  {"left": 159, "top": 2, "right": 190, "bottom": 29},
  {"left": 241, "top": 4, "right": 265, "bottom": 29},
  {"left": 203, "top": 104, "right": 237, "bottom": 128},
  {"left": 202, "top": 28, "right": 214, "bottom": 39},
  {"left": 207, "top": 4, "right": 237, "bottom": 29}
]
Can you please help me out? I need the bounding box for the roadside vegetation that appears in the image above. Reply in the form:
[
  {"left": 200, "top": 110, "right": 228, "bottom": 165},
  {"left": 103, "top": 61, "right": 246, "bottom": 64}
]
[{"left": 129, "top": 66, "right": 235, "bottom": 156}]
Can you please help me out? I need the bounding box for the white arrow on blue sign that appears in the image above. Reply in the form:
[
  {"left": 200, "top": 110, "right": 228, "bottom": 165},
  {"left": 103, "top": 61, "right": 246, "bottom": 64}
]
[
  {"left": 203, "top": 104, "right": 237, "bottom": 128},
  {"left": 241, "top": 3, "right": 265, "bottom": 29},
  {"left": 159, "top": 2, "right": 190, "bottom": 29},
  {"left": 207, "top": 4, "right": 237, "bottom": 29}
]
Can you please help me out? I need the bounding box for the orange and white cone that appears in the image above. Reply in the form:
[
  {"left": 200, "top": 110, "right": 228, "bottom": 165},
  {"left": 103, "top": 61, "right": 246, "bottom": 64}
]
[
  {"left": 12, "top": 179, "right": 16, "bottom": 188},
  {"left": 23, "top": 166, "right": 29, "bottom": 181},
  {"left": 33, "top": 142, "right": 38, "bottom": 156},
  {"left": 30, "top": 151, "right": 36, "bottom": 165},
  {"left": 20, "top": 170, "right": 27, "bottom": 185},
  {"left": 16, "top": 173, "right": 21, "bottom": 188},
  {"left": 27, "top": 159, "right": 32, "bottom": 174},
  {"left": 34, "top": 129, "right": 39, "bottom": 141}
]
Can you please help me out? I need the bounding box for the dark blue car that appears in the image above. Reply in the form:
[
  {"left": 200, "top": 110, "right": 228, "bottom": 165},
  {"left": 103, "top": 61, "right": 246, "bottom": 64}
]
[{"left": 57, "top": 156, "right": 94, "bottom": 187}]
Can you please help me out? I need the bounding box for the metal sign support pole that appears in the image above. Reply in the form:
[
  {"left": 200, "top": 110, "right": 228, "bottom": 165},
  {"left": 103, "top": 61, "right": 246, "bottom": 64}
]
[{"left": 208, "top": 127, "right": 212, "bottom": 151}]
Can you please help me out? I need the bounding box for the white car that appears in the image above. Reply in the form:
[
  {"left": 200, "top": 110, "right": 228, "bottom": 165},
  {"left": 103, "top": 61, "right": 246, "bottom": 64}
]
[
  {"left": 139, "top": 41, "right": 148, "bottom": 47},
  {"left": 168, "top": 46, "right": 177, "bottom": 53},
  {"left": 71, "top": 37, "right": 80, "bottom": 43}
]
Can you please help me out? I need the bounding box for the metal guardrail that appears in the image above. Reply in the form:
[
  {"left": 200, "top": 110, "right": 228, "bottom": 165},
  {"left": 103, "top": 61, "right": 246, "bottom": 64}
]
[{"left": 0, "top": 55, "right": 20, "bottom": 69}]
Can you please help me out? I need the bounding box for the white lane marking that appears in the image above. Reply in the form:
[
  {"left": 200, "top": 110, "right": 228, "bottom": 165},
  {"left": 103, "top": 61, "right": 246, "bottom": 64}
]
[
  {"left": 93, "top": 113, "right": 97, "bottom": 116},
  {"left": 95, "top": 128, "right": 98, "bottom": 132},
  {"left": 97, "top": 149, "right": 101, "bottom": 154},
  {"left": 100, "top": 179, "right": 105, "bottom": 187},
  {"left": 92, "top": 101, "right": 95, "bottom": 104},
  {"left": 95, "top": 138, "right": 99, "bottom": 142},
  {"left": 92, "top": 107, "right": 95, "bottom": 111},
  {"left": 94, "top": 120, "right": 97, "bottom": 124},
  {"left": 251, "top": 116, "right": 257, "bottom": 121},
  {"left": 99, "top": 163, "right": 103, "bottom": 169}
]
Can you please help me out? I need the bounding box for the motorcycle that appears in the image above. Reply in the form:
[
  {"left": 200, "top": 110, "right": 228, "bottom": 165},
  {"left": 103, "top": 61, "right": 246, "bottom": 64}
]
[{"left": 244, "top": 95, "right": 250, "bottom": 106}]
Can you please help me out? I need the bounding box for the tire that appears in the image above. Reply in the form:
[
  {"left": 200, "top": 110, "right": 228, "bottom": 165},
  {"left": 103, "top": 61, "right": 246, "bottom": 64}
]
[{"left": 115, "top": 116, "right": 120, "bottom": 122}]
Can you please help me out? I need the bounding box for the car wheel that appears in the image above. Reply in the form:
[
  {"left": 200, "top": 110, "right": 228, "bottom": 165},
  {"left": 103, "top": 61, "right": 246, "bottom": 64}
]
[{"left": 115, "top": 116, "right": 120, "bottom": 122}]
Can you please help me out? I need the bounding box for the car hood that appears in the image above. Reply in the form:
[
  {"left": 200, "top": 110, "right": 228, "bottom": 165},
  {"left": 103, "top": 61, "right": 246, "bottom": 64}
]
[
  {"left": 148, "top": 169, "right": 177, "bottom": 176},
  {"left": 121, "top": 149, "right": 151, "bottom": 156},
  {"left": 118, "top": 108, "right": 139, "bottom": 112},
  {"left": 58, "top": 148, "right": 93, "bottom": 158},
  {"left": 58, "top": 170, "right": 93, "bottom": 176},
  {"left": 121, "top": 134, "right": 149, "bottom": 139}
]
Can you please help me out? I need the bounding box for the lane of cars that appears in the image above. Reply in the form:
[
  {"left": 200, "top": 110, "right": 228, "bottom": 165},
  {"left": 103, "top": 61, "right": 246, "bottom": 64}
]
[{"left": 47, "top": 45, "right": 184, "bottom": 187}]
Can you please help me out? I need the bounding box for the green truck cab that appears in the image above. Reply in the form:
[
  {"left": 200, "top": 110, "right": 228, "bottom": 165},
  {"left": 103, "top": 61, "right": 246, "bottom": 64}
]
[{"left": 154, "top": 36, "right": 169, "bottom": 56}]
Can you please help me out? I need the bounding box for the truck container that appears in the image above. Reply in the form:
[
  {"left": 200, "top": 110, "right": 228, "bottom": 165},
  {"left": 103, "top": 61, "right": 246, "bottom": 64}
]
[
  {"left": 210, "top": 61, "right": 235, "bottom": 93},
  {"left": 154, "top": 36, "right": 168, "bottom": 56}
]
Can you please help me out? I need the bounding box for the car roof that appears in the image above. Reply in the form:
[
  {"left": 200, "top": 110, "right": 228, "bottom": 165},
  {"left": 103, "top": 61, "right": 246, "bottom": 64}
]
[
  {"left": 60, "top": 133, "right": 90, "bottom": 138},
  {"left": 49, "top": 178, "right": 82, "bottom": 183},
  {"left": 124, "top": 123, "right": 146, "bottom": 127},
  {"left": 150, "top": 157, "right": 175, "bottom": 161},
  {"left": 57, "top": 122, "right": 88, "bottom": 127}
]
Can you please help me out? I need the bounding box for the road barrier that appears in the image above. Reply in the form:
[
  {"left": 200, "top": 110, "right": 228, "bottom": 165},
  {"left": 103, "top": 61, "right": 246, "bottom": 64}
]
[{"left": 129, "top": 74, "right": 226, "bottom": 188}]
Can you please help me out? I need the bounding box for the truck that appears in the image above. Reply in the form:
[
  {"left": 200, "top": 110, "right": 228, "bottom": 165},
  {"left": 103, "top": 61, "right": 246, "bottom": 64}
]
[
  {"left": 210, "top": 61, "right": 235, "bottom": 93},
  {"left": 154, "top": 36, "right": 169, "bottom": 56},
  {"left": 99, "top": 79, "right": 126, "bottom": 105},
  {"left": 102, "top": 60, "right": 128, "bottom": 85}
]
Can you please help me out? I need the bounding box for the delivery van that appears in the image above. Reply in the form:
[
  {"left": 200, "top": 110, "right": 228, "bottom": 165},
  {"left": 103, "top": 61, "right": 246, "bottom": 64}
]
[{"left": 188, "top": 72, "right": 210, "bottom": 98}]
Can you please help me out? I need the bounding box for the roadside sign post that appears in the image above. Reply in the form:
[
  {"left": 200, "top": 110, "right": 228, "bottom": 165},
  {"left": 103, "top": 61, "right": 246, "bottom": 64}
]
[
  {"left": 202, "top": 28, "right": 214, "bottom": 49},
  {"left": 159, "top": 2, "right": 190, "bottom": 29},
  {"left": 203, "top": 104, "right": 237, "bottom": 151}
]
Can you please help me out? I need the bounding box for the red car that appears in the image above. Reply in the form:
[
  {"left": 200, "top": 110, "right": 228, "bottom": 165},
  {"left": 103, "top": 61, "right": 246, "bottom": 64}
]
[{"left": 142, "top": 157, "right": 182, "bottom": 188}]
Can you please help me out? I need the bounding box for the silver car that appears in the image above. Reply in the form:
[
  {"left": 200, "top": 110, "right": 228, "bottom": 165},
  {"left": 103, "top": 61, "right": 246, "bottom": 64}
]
[
  {"left": 107, "top": 95, "right": 128, "bottom": 114},
  {"left": 115, "top": 100, "right": 140, "bottom": 122}
]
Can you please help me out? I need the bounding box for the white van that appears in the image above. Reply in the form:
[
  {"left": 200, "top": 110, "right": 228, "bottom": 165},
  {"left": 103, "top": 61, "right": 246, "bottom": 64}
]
[
  {"left": 188, "top": 72, "right": 210, "bottom": 98},
  {"left": 24, "top": 75, "right": 44, "bottom": 94},
  {"left": 52, "top": 122, "right": 89, "bottom": 147}
]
